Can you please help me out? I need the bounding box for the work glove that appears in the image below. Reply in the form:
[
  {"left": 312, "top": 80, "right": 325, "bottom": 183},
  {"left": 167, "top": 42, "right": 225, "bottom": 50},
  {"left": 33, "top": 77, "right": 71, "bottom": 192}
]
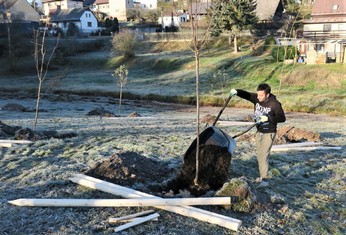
[
  {"left": 256, "top": 115, "right": 269, "bottom": 124},
  {"left": 230, "top": 89, "right": 237, "bottom": 97}
]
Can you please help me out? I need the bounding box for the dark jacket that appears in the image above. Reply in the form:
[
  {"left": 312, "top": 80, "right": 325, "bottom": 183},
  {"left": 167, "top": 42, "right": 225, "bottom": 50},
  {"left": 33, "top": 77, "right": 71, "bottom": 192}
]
[{"left": 236, "top": 89, "right": 286, "bottom": 133}]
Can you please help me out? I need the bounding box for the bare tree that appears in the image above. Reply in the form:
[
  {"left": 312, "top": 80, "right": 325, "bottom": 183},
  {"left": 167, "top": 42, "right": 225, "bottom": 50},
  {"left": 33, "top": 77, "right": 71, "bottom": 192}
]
[
  {"left": 32, "top": 28, "right": 60, "bottom": 130},
  {"left": 112, "top": 65, "right": 129, "bottom": 116},
  {"left": 185, "top": 0, "right": 212, "bottom": 186}
]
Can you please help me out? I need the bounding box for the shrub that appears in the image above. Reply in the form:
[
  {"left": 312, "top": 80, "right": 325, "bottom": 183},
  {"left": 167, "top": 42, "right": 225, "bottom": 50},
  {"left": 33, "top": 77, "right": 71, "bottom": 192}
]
[
  {"left": 112, "top": 28, "right": 138, "bottom": 58},
  {"left": 271, "top": 45, "right": 299, "bottom": 61}
]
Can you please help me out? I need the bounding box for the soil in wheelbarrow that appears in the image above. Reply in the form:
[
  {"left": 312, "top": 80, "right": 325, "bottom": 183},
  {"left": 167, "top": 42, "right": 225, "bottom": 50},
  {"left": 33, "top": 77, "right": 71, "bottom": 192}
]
[{"left": 163, "top": 144, "right": 232, "bottom": 197}]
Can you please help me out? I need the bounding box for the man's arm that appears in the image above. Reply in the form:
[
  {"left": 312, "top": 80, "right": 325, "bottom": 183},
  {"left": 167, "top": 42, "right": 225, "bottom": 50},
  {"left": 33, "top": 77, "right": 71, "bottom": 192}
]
[
  {"left": 236, "top": 89, "right": 257, "bottom": 104},
  {"left": 269, "top": 102, "right": 286, "bottom": 124}
]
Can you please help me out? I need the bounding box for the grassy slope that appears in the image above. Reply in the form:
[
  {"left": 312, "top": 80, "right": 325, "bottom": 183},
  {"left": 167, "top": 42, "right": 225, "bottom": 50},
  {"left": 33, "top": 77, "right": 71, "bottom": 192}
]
[{"left": 0, "top": 38, "right": 345, "bottom": 115}]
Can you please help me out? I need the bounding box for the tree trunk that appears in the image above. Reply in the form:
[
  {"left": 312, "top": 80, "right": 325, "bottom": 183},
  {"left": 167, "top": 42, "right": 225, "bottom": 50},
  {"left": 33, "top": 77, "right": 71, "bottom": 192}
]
[
  {"left": 194, "top": 49, "right": 200, "bottom": 186},
  {"left": 119, "top": 85, "right": 123, "bottom": 115},
  {"left": 233, "top": 34, "right": 238, "bottom": 53},
  {"left": 34, "top": 80, "right": 43, "bottom": 130}
]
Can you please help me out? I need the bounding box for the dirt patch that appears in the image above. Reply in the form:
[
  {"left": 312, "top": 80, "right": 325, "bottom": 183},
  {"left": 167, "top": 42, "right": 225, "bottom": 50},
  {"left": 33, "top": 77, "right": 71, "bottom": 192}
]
[
  {"left": 275, "top": 125, "right": 321, "bottom": 144},
  {"left": 86, "top": 107, "right": 116, "bottom": 117},
  {"left": 84, "top": 151, "right": 174, "bottom": 188},
  {"left": 0, "top": 121, "right": 77, "bottom": 140},
  {"left": 238, "top": 125, "right": 322, "bottom": 145}
]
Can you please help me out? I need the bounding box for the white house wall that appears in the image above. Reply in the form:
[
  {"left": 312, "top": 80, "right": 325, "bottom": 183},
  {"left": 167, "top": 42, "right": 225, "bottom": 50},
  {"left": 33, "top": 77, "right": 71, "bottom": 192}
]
[
  {"left": 159, "top": 13, "right": 187, "bottom": 29},
  {"left": 80, "top": 11, "right": 98, "bottom": 33},
  {"left": 43, "top": 0, "right": 83, "bottom": 16},
  {"left": 109, "top": 0, "right": 134, "bottom": 21},
  {"left": 136, "top": 0, "right": 157, "bottom": 9},
  {"left": 304, "top": 23, "right": 346, "bottom": 37}
]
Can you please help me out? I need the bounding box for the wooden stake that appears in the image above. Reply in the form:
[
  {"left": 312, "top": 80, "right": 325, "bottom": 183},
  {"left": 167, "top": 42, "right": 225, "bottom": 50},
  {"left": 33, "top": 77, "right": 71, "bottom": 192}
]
[
  {"left": 0, "top": 140, "right": 32, "bottom": 144},
  {"left": 8, "top": 197, "right": 231, "bottom": 207},
  {"left": 0, "top": 143, "right": 12, "bottom": 148},
  {"left": 217, "top": 121, "right": 254, "bottom": 126},
  {"left": 272, "top": 142, "right": 323, "bottom": 149},
  {"left": 109, "top": 210, "right": 155, "bottom": 223},
  {"left": 70, "top": 174, "right": 242, "bottom": 231},
  {"left": 271, "top": 146, "right": 342, "bottom": 152},
  {"left": 114, "top": 213, "right": 160, "bottom": 232}
]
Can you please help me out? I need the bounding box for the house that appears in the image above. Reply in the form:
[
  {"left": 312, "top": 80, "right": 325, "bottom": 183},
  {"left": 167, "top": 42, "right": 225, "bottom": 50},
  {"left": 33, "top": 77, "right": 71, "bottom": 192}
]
[
  {"left": 0, "top": 0, "right": 40, "bottom": 23},
  {"left": 256, "top": 0, "right": 284, "bottom": 22},
  {"left": 302, "top": 0, "right": 346, "bottom": 63},
  {"left": 91, "top": 0, "right": 134, "bottom": 21},
  {"left": 158, "top": 11, "right": 188, "bottom": 31},
  {"left": 133, "top": 0, "right": 157, "bottom": 10},
  {"left": 41, "top": 0, "right": 84, "bottom": 16},
  {"left": 303, "top": 0, "right": 346, "bottom": 38},
  {"left": 50, "top": 8, "right": 98, "bottom": 34},
  {"left": 188, "top": 0, "right": 284, "bottom": 22},
  {"left": 0, "top": 0, "right": 40, "bottom": 37},
  {"left": 189, "top": 2, "right": 210, "bottom": 20}
]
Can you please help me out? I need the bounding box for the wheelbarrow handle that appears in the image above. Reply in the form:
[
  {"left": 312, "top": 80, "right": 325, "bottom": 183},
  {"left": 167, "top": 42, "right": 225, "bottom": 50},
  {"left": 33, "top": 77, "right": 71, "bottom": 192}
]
[
  {"left": 232, "top": 123, "right": 257, "bottom": 139},
  {"left": 212, "top": 95, "right": 233, "bottom": 126}
]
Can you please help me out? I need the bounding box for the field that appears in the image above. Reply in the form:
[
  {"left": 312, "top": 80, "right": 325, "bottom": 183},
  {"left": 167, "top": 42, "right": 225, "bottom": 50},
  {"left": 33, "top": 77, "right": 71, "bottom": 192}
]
[{"left": 0, "top": 38, "right": 345, "bottom": 234}]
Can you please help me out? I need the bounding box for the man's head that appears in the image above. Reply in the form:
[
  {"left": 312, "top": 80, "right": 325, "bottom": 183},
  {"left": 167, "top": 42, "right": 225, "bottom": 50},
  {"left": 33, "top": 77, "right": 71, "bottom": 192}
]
[{"left": 257, "top": 83, "right": 271, "bottom": 102}]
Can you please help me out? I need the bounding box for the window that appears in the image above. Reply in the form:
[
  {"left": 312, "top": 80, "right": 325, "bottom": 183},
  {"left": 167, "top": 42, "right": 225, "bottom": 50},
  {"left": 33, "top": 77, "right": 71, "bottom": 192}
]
[
  {"left": 323, "top": 24, "right": 331, "bottom": 32},
  {"left": 88, "top": 22, "right": 92, "bottom": 27},
  {"left": 333, "top": 5, "right": 339, "bottom": 10}
]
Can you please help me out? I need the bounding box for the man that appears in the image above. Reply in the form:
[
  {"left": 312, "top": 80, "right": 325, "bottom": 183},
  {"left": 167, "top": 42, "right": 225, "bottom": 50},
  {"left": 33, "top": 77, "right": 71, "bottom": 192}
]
[{"left": 230, "top": 83, "right": 286, "bottom": 188}]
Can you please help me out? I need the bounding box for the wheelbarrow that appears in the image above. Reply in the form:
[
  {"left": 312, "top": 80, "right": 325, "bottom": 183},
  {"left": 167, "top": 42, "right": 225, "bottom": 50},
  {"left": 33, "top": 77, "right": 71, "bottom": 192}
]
[{"left": 178, "top": 94, "right": 256, "bottom": 194}]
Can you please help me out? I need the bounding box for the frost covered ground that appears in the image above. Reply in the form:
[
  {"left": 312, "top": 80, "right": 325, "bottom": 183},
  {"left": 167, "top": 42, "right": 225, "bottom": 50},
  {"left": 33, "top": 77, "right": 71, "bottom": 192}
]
[{"left": 0, "top": 92, "right": 345, "bottom": 235}]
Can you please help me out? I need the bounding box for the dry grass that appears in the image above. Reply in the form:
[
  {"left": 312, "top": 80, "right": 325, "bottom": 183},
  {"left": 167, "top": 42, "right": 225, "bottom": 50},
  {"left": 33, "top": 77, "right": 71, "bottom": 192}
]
[
  {"left": 0, "top": 39, "right": 345, "bottom": 234},
  {"left": 0, "top": 93, "right": 345, "bottom": 234}
]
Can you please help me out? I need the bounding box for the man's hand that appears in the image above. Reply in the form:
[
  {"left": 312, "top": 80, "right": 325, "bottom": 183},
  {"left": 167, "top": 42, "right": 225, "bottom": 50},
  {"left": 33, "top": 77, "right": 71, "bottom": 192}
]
[
  {"left": 256, "top": 115, "right": 269, "bottom": 124},
  {"left": 230, "top": 89, "right": 237, "bottom": 97}
]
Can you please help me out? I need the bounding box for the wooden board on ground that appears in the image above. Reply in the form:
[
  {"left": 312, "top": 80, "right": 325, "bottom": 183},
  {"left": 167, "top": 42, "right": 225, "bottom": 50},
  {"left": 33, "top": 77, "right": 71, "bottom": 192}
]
[
  {"left": 8, "top": 197, "right": 232, "bottom": 207},
  {"left": 70, "top": 174, "right": 242, "bottom": 232},
  {"left": 114, "top": 213, "right": 160, "bottom": 232},
  {"left": 109, "top": 210, "right": 155, "bottom": 223},
  {"left": 217, "top": 121, "right": 254, "bottom": 126},
  {"left": 272, "top": 146, "right": 341, "bottom": 152}
]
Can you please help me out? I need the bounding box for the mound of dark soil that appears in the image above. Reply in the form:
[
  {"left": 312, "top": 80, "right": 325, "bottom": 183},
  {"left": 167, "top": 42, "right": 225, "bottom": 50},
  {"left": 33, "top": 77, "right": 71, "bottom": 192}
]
[
  {"left": 87, "top": 107, "right": 116, "bottom": 117},
  {"left": 84, "top": 151, "right": 174, "bottom": 188},
  {"left": 0, "top": 121, "right": 22, "bottom": 138},
  {"left": 275, "top": 125, "right": 321, "bottom": 144},
  {"left": 238, "top": 125, "right": 321, "bottom": 145},
  {"left": 0, "top": 121, "right": 77, "bottom": 141},
  {"left": 1, "top": 103, "right": 27, "bottom": 112}
]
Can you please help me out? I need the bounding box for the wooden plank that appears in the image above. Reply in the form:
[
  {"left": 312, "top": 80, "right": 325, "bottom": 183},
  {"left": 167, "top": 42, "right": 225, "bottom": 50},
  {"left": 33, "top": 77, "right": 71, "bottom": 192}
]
[
  {"left": 0, "top": 143, "right": 12, "bottom": 148},
  {"left": 8, "top": 197, "right": 231, "bottom": 207},
  {"left": 114, "top": 213, "right": 160, "bottom": 232},
  {"left": 111, "top": 217, "right": 159, "bottom": 222},
  {"left": 271, "top": 146, "right": 342, "bottom": 152},
  {"left": 272, "top": 142, "right": 323, "bottom": 149},
  {"left": 0, "top": 140, "right": 32, "bottom": 144},
  {"left": 70, "top": 174, "right": 242, "bottom": 232},
  {"left": 109, "top": 210, "right": 155, "bottom": 223},
  {"left": 217, "top": 121, "right": 254, "bottom": 126}
]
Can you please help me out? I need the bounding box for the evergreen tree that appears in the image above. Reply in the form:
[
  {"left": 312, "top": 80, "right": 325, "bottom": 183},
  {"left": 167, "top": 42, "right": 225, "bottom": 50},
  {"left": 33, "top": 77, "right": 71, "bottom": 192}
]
[{"left": 209, "top": 0, "right": 258, "bottom": 53}]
